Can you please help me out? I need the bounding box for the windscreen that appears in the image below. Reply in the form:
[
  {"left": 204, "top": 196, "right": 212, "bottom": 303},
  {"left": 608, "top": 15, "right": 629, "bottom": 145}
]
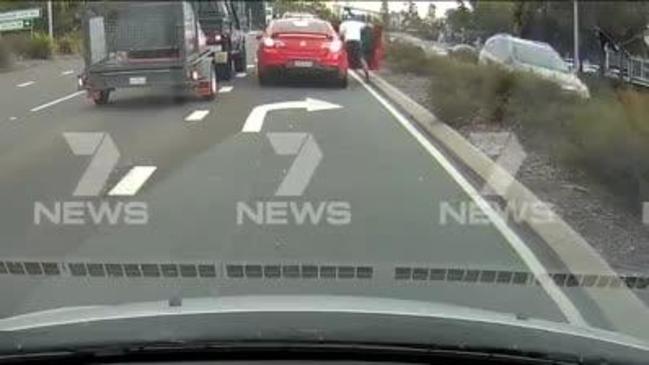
[
  {"left": 1, "top": 1, "right": 649, "bottom": 363},
  {"left": 512, "top": 43, "right": 570, "bottom": 73},
  {"left": 270, "top": 19, "right": 332, "bottom": 35}
]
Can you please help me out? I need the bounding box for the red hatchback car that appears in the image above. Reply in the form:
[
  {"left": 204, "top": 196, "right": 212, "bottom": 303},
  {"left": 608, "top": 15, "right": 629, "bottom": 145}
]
[{"left": 256, "top": 18, "right": 348, "bottom": 87}]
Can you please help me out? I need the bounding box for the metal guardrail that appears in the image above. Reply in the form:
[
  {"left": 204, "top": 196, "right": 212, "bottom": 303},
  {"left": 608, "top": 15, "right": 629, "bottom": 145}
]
[{"left": 604, "top": 48, "right": 649, "bottom": 87}]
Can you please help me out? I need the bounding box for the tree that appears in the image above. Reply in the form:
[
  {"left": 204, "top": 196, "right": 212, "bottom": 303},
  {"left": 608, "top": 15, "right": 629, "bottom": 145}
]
[
  {"left": 427, "top": 3, "right": 436, "bottom": 20},
  {"left": 380, "top": 0, "right": 389, "bottom": 27},
  {"left": 445, "top": 3, "right": 471, "bottom": 42},
  {"left": 271, "top": 0, "right": 336, "bottom": 23}
]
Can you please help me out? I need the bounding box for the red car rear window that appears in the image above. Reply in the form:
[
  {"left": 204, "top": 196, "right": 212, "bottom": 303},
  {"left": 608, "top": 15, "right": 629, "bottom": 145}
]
[{"left": 270, "top": 19, "right": 332, "bottom": 36}]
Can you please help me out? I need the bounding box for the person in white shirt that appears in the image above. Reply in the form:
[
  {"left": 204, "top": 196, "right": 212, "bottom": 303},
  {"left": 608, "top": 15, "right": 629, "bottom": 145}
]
[{"left": 339, "top": 15, "right": 369, "bottom": 81}]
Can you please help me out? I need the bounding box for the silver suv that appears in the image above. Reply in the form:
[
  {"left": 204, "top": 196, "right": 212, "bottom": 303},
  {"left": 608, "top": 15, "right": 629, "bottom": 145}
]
[{"left": 479, "top": 34, "right": 590, "bottom": 98}]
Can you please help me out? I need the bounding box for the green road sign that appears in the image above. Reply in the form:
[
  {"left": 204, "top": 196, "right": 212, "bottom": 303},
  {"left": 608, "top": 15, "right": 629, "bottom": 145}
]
[
  {"left": 0, "top": 20, "right": 26, "bottom": 32},
  {"left": 0, "top": 8, "right": 41, "bottom": 23}
]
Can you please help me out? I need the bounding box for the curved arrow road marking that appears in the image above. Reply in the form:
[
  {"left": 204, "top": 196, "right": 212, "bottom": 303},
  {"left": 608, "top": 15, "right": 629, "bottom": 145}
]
[{"left": 242, "top": 98, "right": 342, "bottom": 133}]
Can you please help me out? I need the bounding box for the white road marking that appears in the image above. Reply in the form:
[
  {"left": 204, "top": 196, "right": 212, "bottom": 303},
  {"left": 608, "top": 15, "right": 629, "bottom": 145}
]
[
  {"left": 16, "top": 81, "right": 34, "bottom": 88},
  {"left": 246, "top": 64, "right": 255, "bottom": 69},
  {"left": 350, "top": 71, "right": 587, "bottom": 326},
  {"left": 61, "top": 70, "right": 75, "bottom": 76},
  {"left": 242, "top": 98, "right": 342, "bottom": 133},
  {"left": 108, "top": 166, "right": 157, "bottom": 196},
  {"left": 185, "top": 110, "right": 210, "bottom": 122},
  {"left": 9, "top": 117, "right": 17, "bottom": 121},
  {"left": 235, "top": 72, "right": 247, "bottom": 78},
  {"left": 30, "top": 91, "right": 84, "bottom": 112},
  {"left": 219, "top": 86, "right": 234, "bottom": 93}
]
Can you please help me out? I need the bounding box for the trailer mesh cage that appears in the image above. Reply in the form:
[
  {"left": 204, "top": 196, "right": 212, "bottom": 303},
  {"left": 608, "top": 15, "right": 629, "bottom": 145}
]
[{"left": 83, "top": 1, "right": 191, "bottom": 66}]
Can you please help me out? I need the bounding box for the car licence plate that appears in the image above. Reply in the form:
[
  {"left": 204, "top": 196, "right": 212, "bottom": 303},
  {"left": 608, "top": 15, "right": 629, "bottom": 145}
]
[
  {"left": 293, "top": 60, "right": 314, "bottom": 68},
  {"left": 129, "top": 77, "right": 146, "bottom": 85}
]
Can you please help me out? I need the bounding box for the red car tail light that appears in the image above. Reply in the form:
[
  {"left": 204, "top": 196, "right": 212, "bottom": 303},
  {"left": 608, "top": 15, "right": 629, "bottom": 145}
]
[
  {"left": 325, "top": 39, "right": 343, "bottom": 53},
  {"left": 262, "top": 37, "right": 285, "bottom": 48}
]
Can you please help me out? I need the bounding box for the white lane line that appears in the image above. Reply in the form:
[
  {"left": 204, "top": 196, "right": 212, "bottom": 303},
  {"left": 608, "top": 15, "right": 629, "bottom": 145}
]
[
  {"left": 246, "top": 64, "right": 255, "bottom": 69},
  {"left": 184, "top": 110, "right": 210, "bottom": 122},
  {"left": 9, "top": 117, "right": 17, "bottom": 121},
  {"left": 16, "top": 81, "right": 35, "bottom": 88},
  {"left": 61, "top": 70, "right": 75, "bottom": 76},
  {"left": 108, "top": 166, "right": 157, "bottom": 196},
  {"left": 219, "top": 86, "right": 234, "bottom": 93},
  {"left": 30, "top": 91, "right": 84, "bottom": 112},
  {"left": 235, "top": 72, "right": 247, "bottom": 78},
  {"left": 350, "top": 71, "right": 587, "bottom": 326}
]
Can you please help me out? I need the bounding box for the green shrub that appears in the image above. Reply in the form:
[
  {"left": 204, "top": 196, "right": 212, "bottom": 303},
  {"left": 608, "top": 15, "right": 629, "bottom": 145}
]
[
  {"left": 25, "top": 33, "right": 54, "bottom": 59},
  {"left": 0, "top": 38, "right": 13, "bottom": 69},
  {"left": 56, "top": 33, "right": 81, "bottom": 55},
  {"left": 385, "top": 40, "right": 430, "bottom": 75},
  {"left": 448, "top": 47, "right": 478, "bottom": 64}
]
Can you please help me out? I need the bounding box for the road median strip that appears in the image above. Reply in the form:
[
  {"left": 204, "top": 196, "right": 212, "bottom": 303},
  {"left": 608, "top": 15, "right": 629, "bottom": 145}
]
[{"left": 367, "top": 70, "right": 649, "bottom": 339}]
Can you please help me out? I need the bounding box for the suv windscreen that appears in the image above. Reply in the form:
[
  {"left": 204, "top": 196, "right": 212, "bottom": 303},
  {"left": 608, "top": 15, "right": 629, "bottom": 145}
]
[{"left": 512, "top": 42, "right": 569, "bottom": 73}]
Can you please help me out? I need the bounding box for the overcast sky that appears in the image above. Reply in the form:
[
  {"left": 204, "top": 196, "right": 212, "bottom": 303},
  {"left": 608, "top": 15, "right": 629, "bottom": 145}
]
[{"left": 326, "top": 1, "right": 461, "bottom": 18}]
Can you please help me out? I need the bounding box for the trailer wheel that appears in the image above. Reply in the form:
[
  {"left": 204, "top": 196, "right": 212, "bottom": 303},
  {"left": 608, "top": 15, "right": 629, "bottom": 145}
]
[
  {"left": 203, "top": 64, "right": 218, "bottom": 101},
  {"left": 92, "top": 90, "right": 110, "bottom": 105}
]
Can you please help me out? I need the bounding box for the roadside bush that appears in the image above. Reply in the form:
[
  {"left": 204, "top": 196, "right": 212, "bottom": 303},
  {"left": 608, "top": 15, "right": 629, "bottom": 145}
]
[
  {"left": 448, "top": 46, "right": 478, "bottom": 64},
  {"left": 385, "top": 40, "right": 430, "bottom": 75},
  {"left": 56, "top": 33, "right": 81, "bottom": 55},
  {"left": 0, "top": 38, "right": 13, "bottom": 69},
  {"left": 24, "top": 33, "right": 54, "bottom": 59}
]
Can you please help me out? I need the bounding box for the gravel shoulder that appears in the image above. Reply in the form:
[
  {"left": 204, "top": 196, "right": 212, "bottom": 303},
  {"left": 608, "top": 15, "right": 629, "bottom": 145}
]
[{"left": 378, "top": 66, "right": 649, "bottom": 275}]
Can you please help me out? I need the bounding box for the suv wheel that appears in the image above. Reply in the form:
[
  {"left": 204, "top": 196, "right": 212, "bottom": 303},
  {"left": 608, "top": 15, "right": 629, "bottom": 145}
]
[
  {"left": 234, "top": 45, "right": 247, "bottom": 73},
  {"left": 216, "top": 56, "right": 232, "bottom": 81}
]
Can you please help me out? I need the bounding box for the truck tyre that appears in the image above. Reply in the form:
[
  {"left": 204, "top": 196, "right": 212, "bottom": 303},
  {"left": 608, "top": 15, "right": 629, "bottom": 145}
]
[
  {"left": 203, "top": 64, "right": 218, "bottom": 101},
  {"left": 216, "top": 56, "right": 232, "bottom": 81},
  {"left": 234, "top": 45, "right": 247, "bottom": 73},
  {"left": 92, "top": 90, "right": 110, "bottom": 105}
]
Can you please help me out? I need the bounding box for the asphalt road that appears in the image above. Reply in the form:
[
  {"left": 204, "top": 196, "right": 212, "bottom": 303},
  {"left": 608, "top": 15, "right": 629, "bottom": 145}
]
[{"left": 0, "top": 36, "right": 647, "bottom": 342}]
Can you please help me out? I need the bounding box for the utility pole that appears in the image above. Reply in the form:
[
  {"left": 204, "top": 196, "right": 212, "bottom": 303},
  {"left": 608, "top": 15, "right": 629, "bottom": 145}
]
[
  {"left": 573, "top": 0, "right": 579, "bottom": 73},
  {"left": 47, "top": 0, "right": 53, "bottom": 38}
]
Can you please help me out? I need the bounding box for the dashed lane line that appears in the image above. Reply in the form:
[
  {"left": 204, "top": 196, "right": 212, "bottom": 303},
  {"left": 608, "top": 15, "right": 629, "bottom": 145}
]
[
  {"left": 108, "top": 166, "right": 157, "bottom": 196},
  {"left": 30, "top": 91, "right": 84, "bottom": 112},
  {"left": 185, "top": 110, "right": 210, "bottom": 122}
]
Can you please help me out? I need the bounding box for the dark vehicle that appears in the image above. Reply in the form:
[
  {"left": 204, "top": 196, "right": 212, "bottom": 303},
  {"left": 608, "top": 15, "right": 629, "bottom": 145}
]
[
  {"left": 194, "top": 0, "right": 247, "bottom": 81},
  {"left": 78, "top": 1, "right": 219, "bottom": 105}
]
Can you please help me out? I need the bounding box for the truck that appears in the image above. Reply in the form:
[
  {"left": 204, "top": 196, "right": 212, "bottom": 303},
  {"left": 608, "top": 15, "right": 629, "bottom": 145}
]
[
  {"left": 194, "top": 1, "right": 247, "bottom": 81},
  {"left": 78, "top": 1, "right": 246, "bottom": 105}
]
